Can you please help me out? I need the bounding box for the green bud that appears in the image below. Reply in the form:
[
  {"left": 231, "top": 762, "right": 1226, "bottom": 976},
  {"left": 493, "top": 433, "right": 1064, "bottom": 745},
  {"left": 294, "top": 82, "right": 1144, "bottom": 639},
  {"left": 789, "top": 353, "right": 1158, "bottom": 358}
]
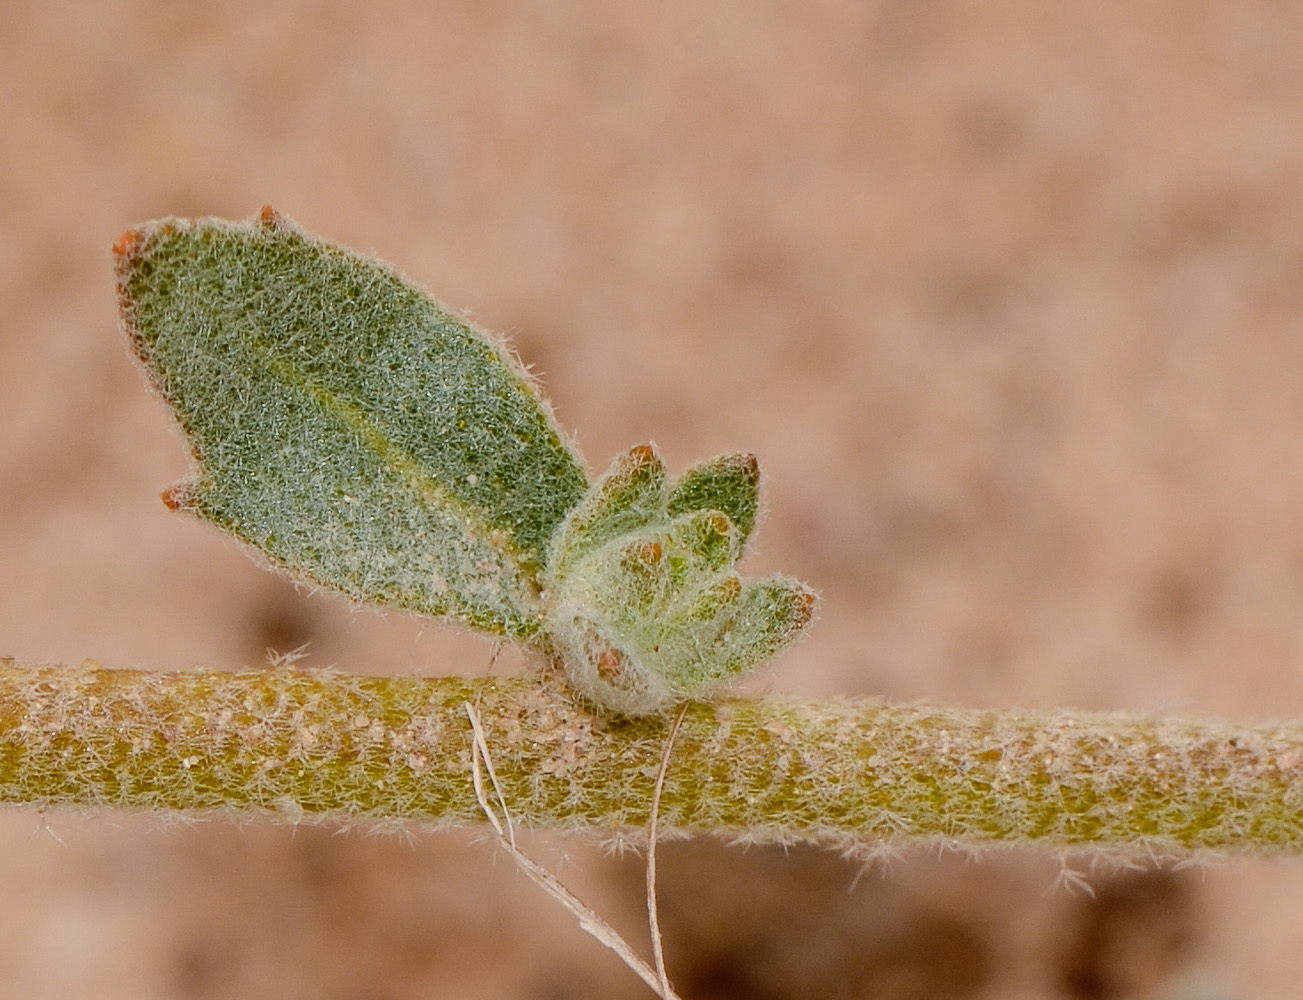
[
  {"left": 667, "top": 452, "right": 761, "bottom": 552},
  {"left": 543, "top": 444, "right": 816, "bottom": 715},
  {"left": 545, "top": 444, "right": 667, "bottom": 581}
]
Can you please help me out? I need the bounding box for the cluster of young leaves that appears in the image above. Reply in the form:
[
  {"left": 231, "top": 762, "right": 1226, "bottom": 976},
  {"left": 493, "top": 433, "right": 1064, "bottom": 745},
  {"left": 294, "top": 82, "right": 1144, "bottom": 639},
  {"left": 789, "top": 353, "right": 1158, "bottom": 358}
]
[
  {"left": 114, "top": 207, "right": 814, "bottom": 714},
  {"left": 544, "top": 444, "right": 813, "bottom": 714}
]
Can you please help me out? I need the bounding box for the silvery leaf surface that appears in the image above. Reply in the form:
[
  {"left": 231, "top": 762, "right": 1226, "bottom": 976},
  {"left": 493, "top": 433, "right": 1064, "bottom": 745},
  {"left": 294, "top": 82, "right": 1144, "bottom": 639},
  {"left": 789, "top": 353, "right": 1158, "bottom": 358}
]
[{"left": 115, "top": 207, "right": 588, "bottom": 638}]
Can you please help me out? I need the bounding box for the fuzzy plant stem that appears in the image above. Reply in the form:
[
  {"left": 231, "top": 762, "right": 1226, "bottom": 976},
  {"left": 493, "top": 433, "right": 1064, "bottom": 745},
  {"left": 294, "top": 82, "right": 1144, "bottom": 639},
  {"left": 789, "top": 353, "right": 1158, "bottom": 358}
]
[{"left": 1, "top": 658, "right": 1301, "bottom": 856}]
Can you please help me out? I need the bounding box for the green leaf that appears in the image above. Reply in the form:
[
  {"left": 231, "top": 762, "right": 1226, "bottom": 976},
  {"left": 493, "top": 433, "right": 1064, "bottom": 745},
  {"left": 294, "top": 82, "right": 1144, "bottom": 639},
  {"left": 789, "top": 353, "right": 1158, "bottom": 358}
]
[
  {"left": 545, "top": 443, "right": 668, "bottom": 581},
  {"left": 667, "top": 452, "right": 761, "bottom": 552},
  {"left": 115, "top": 207, "right": 588, "bottom": 638}
]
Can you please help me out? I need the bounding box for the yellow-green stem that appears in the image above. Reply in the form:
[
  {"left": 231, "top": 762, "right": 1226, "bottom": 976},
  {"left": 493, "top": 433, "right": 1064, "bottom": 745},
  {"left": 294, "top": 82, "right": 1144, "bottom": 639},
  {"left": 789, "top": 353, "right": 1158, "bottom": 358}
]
[{"left": 1, "top": 659, "right": 1300, "bottom": 855}]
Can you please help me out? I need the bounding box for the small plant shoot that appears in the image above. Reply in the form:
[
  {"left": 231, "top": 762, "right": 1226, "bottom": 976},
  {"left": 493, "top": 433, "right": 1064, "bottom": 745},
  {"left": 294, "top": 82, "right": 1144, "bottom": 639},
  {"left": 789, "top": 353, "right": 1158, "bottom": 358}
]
[
  {"left": 1, "top": 207, "right": 1299, "bottom": 873},
  {"left": 114, "top": 207, "right": 815, "bottom": 714}
]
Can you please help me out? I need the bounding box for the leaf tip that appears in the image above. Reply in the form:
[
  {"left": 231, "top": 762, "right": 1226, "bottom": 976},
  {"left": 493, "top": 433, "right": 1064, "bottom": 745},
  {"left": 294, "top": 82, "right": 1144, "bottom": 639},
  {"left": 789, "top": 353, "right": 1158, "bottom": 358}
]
[
  {"left": 160, "top": 484, "right": 198, "bottom": 513},
  {"left": 111, "top": 223, "right": 161, "bottom": 292},
  {"left": 733, "top": 452, "right": 760, "bottom": 483},
  {"left": 255, "top": 204, "right": 295, "bottom": 231},
  {"left": 629, "top": 443, "right": 659, "bottom": 466},
  {"left": 111, "top": 227, "right": 146, "bottom": 264},
  {"left": 791, "top": 585, "right": 818, "bottom": 628}
]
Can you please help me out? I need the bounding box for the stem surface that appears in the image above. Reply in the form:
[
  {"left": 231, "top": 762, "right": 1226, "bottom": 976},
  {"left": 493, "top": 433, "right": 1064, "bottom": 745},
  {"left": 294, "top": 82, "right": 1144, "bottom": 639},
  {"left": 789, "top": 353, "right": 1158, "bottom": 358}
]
[{"left": 2, "top": 659, "right": 1300, "bottom": 855}]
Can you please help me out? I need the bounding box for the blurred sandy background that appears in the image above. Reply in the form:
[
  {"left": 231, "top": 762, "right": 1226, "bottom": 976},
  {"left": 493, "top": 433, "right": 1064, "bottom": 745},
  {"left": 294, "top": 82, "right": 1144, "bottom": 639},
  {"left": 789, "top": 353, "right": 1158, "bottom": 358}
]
[{"left": 3, "top": 2, "right": 1303, "bottom": 997}]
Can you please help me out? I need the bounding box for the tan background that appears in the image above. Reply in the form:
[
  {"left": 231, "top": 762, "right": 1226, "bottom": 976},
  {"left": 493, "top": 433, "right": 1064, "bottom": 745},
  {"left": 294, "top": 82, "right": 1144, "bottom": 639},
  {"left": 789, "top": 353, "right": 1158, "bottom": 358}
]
[{"left": 3, "top": 2, "right": 1303, "bottom": 997}]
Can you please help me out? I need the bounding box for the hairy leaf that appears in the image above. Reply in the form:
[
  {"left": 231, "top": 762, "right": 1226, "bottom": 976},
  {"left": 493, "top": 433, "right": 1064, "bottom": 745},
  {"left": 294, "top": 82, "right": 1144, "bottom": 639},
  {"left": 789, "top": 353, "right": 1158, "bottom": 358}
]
[
  {"left": 115, "top": 207, "right": 588, "bottom": 638},
  {"left": 667, "top": 452, "right": 761, "bottom": 552}
]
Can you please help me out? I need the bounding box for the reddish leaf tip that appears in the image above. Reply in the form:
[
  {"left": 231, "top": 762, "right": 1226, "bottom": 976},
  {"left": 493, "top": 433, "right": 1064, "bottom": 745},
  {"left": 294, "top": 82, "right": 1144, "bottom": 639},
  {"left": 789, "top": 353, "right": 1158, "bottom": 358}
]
[
  {"left": 792, "top": 590, "right": 817, "bottom": 625},
  {"left": 160, "top": 485, "right": 195, "bottom": 512},
  {"left": 112, "top": 228, "right": 145, "bottom": 261},
  {"left": 257, "top": 204, "right": 285, "bottom": 228}
]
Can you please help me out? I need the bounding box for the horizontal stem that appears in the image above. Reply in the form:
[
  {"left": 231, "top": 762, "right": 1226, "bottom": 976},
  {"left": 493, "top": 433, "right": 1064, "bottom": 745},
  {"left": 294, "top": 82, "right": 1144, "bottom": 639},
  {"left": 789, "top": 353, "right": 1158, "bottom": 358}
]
[{"left": 1, "top": 658, "right": 1300, "bottom": 855}]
